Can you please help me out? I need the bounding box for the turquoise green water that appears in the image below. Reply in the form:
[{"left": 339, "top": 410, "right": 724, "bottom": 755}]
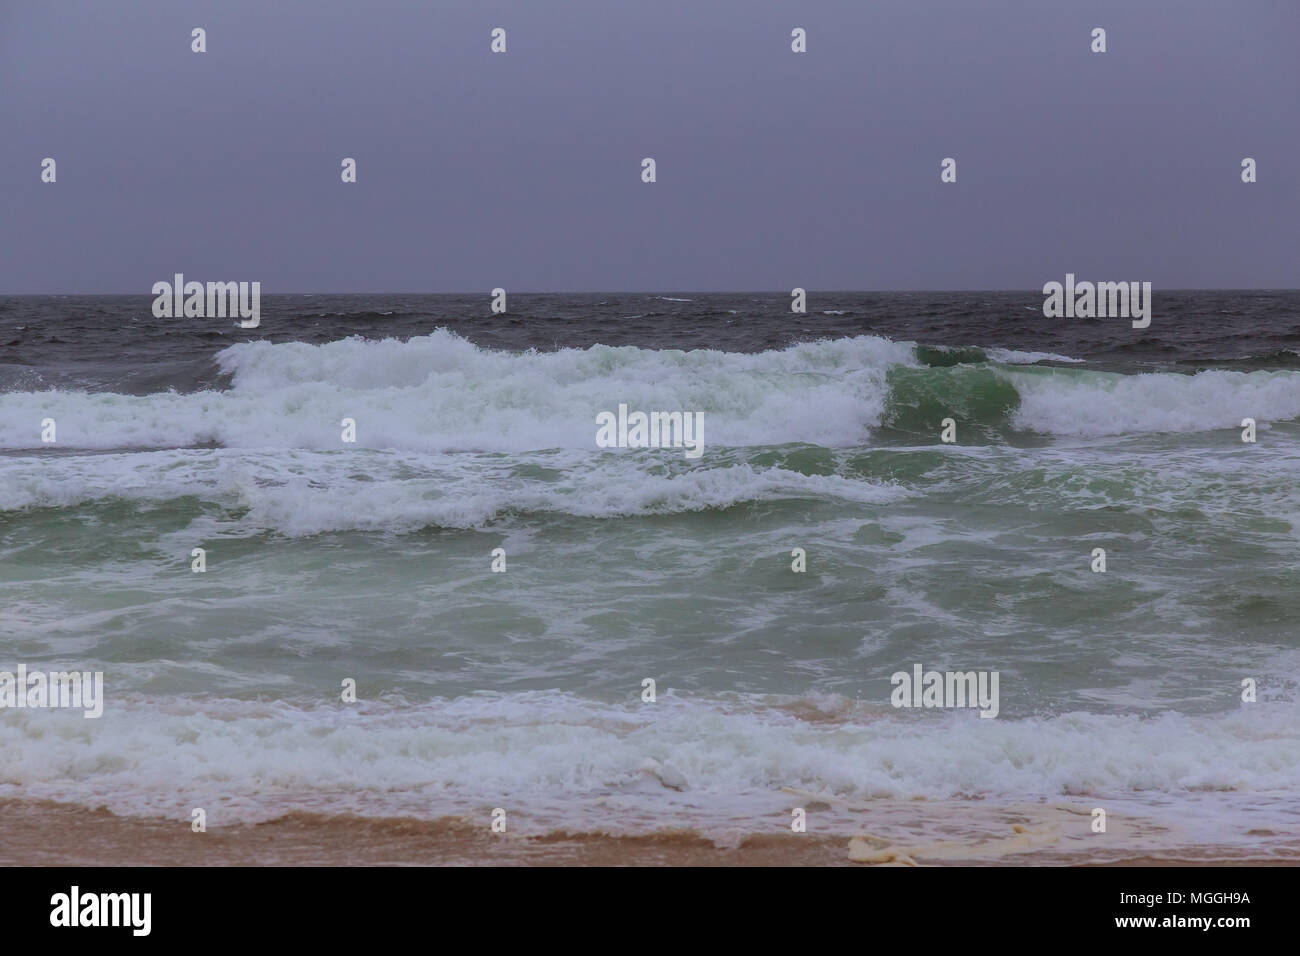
[{"left": 2, "top": 334, "right": 1298, "bottom": 851}]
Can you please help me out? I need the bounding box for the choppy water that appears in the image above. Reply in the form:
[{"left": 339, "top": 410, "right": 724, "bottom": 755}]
[{"left": 2, "top": 292, "right": 1298, "bottom": 858}]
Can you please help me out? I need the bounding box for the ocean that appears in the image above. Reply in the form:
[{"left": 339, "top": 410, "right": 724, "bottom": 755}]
[{"left": 2, "top": 291, "right": 1298, "bottom": 864}]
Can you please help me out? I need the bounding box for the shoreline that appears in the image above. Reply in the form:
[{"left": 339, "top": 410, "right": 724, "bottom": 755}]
[{"left": 4, "top": 799, "right": 1295, "bottom": 867}]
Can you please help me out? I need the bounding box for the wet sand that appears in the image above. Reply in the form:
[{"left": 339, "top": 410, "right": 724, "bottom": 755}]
[{"left": 3, "top": 799, "right": 1295, "bottom": 866}]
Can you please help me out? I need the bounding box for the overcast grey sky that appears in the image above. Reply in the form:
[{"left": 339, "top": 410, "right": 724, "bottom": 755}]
[{"left": 1, "top": 0, "right": 1296, "bottom": 292}]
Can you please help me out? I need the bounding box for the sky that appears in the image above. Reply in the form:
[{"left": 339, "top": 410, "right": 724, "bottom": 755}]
[{"left": 1, "top": 0, "right": 1297, "bottom": 293}]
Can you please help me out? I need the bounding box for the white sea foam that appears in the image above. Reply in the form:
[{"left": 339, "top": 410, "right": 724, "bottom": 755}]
[
  {"left": 1, "top": 334, "right": 1297, "bottom": 456},
  {"left": 0, "top": 332, "right": 914, "bottom": 452},
  {"left": 1005, "top": 366, "right": 1300, "bottom": 436},
  {"left": 1, "top": 692, "right": 1297, "bottom": 832},
  {"left": 0, "top": 448, "right": 904, "bottom": 532},
  {"left": 986, "top": 347, "right": 1085, "bottom": 364}
]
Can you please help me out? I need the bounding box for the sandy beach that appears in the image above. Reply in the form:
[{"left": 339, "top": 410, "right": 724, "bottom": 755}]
[{"left": 5, "top": 799, "right": 1295, "bottom": 867}]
